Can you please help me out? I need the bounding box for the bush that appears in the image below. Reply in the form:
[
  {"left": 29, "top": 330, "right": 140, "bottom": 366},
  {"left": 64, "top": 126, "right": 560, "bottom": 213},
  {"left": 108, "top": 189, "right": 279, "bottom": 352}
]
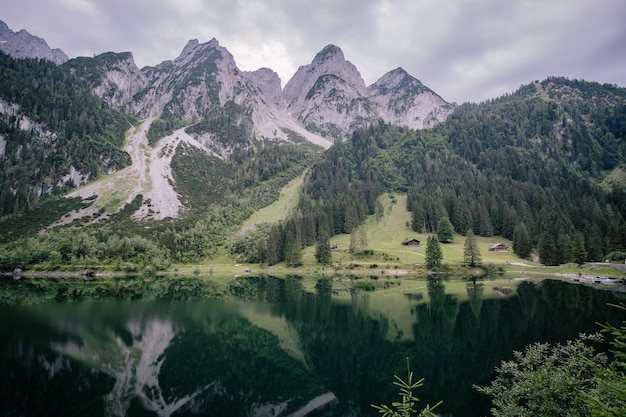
[{"left": 606, "top": 251, "right": 626, "bottom": 263}]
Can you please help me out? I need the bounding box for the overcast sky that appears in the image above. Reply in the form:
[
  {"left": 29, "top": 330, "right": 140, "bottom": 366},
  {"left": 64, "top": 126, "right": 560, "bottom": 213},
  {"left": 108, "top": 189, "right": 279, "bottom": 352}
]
[{"left": 2, "top": 0, "right": 625, "bottom": 104}]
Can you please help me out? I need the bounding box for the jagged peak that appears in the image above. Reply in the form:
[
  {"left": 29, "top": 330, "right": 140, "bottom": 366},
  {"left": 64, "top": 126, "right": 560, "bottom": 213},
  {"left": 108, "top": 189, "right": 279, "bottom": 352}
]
[
  {"left": 176, "top": 39, "right": 200, "bottom": 62},
  {"left": 370, "top": 66, "right": 434, "bottom": 96},
  {"left": 175, "top": 38, "right": 228, "bottom": 65},
  {"left": 312, "top": 44, "right": 345, "bottom": 64},
  {"left": 388, "top": 67, "right": 410, "bottom": 76}
]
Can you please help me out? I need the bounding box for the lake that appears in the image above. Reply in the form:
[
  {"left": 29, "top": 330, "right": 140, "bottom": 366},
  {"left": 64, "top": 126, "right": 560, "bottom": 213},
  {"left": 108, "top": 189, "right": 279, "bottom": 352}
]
[{"left": 1, "top": 275, "right": 625, "bottom": 416}]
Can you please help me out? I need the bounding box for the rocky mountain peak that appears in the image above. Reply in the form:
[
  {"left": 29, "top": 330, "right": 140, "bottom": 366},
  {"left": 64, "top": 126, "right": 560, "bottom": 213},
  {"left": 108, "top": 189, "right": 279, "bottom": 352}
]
[
  {"left": 0, "top": 19, "right": 68, "bottom": 64},
  {"left": 282, "top": 44, "right": 367, "bottom": 117},
  {"left": 311, "top": 44, "right": 345, "bottom": 65},
  {"left": 367, "top": 67, "right": 454, "bottom": 129},
  {"left": 369, "top": 67, "right": 430, "bottom": 95}
]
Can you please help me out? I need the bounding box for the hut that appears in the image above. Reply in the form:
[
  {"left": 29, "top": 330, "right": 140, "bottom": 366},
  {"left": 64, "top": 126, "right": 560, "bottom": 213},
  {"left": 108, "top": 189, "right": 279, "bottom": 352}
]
[{"left": 488, "top": 243, "right": 509, "bottom": 252}]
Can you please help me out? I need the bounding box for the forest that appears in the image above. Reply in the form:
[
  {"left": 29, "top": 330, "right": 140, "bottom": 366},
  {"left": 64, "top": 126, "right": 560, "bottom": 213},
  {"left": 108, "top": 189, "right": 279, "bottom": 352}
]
[
  {"left": 0, "top": 49, "right": 625, "bottom": 272},
  {"left": 0, "top": 51, "right": 134, "bottom": 216},
  {"left": 263, "top": 79, "right": 626, "bottom": 267}
]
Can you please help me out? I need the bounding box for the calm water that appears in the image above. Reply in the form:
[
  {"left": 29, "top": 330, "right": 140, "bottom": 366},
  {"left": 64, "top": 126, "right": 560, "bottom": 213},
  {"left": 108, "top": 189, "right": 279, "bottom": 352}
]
[{"left": 1, "top": 276, "right": 625, "bottom": 417}]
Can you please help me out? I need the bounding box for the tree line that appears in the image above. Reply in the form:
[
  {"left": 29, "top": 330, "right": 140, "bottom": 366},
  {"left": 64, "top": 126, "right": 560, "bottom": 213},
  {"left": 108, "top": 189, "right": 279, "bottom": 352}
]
[
  {"left": 262, "top": 77, "right": 625, "bottom": 267},
  {"left": 0, "top": 51, "right": 134, "bottom": 217}
]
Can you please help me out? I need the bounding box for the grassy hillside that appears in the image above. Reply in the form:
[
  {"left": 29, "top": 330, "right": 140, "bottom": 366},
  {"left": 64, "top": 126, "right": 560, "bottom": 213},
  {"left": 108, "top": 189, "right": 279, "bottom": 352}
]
[{"left": 323, "top": 193, "right": 519, "bottom": 266}]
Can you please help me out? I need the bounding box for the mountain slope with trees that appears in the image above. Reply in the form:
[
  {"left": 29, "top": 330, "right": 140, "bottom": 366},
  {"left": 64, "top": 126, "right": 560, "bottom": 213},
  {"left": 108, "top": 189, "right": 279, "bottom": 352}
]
[
  {"left": 263, "top": 78, "right": 626, "bottom": 267},
  {"left": 0, "top": 51, "right": 134, "bottom": 217}
]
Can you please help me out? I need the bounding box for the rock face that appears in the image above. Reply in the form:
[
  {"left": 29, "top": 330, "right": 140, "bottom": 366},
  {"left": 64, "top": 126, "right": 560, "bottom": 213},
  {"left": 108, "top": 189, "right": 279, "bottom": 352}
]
[
  {"left": 0, "top": 20, "right": 453, "bottom": 144},
  {"left": 76, "top": 41, "right": 454, "bottom": 147},
  {"left": 0, "top": 20, "right": 68, "bottom": 64},
  {"left": 368, "top": 67, "right": 454, "bottom": 129}
]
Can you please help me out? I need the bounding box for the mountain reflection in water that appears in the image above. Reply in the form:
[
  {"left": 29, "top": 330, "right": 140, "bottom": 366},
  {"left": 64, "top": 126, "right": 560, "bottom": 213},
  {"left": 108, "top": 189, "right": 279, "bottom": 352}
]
[{"left": 1, "top": 276, "right": 625, "bottom": 417}]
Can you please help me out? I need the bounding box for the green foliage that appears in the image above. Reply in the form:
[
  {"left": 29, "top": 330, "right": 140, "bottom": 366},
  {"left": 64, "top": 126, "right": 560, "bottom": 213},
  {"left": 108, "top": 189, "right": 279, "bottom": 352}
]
[
  {"left": 436, "top": 216, "right": 454, "bottom": 243},
  {"left": 512, "top": 223, "right": 532, "bottom": 259},
  {"left": 0, "top": 225, "right": 171, "bottom": 272},
  {"left": 372, "top": 358, "right": 441, "bottom": 417},
  {"left": 476, "top": 334, "right": 607, "bottom": 417},
  {"left": 477, "top": 304, "right": 626, "bottom": 417},
  {"left": 315, "top": 221, "right": 332, "bottom": 265},
  {"left": 0, "top": 197, "right": 87, "bottom": 244},
  {"left": 463, "top": 229, "right": 481, "bottom": 266},
  {"left": 571, "top": 232, "right": 588, "bottom": 266},
  {"left": 588, "top": 304, "right": 626, "bottom": 417},
  {"left": 185, "top": 100, "right": 252, "bottom": 150},
  {"left": 146, "top": 117, "right": 186, "bottom": 146},
  {"left": 425, "top": 236, "right": 443, "bottom": 270},
  {"left": 0, "top": 51, "right": 134, "bottom": 217}
]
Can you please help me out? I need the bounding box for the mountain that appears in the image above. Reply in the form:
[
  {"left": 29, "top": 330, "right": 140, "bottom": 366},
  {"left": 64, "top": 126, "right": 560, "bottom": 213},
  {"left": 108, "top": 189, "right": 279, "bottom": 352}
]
[
  {"left": 64, "top": 40, "right": 453, "bottom": 148},
  {"left": 0, "top": 25, "right": 624, "bottom": 272},
  {"left": 264, "top": 77, "right": 626, "bottom": 266},
  {"left": 0, "top": 20, "right": 68, "bottom": 64},
  {"left": 284, "top": 45, "right": 453, "bottom": 137}
]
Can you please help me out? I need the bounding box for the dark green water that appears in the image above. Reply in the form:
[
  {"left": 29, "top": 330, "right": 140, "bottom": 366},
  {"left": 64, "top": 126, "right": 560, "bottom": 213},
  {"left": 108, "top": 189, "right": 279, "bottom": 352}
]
[{"left": 1, "top": 276, "right": 625, "bottom": 417}]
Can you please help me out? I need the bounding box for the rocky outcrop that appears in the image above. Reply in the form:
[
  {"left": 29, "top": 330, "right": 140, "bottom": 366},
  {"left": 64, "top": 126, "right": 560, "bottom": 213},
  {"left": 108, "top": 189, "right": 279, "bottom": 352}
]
[
  {"left": 0, "top": 20, "right": 68, "bottom": 64},
  {"left": 368, "top": 67, "right": 454, "bottom": 129},
  {"left": 0, "top": 19, "right": 453, "bottom": 145},
  {"left": 282, "top": 44, "right": 454, "bottom": 137}
]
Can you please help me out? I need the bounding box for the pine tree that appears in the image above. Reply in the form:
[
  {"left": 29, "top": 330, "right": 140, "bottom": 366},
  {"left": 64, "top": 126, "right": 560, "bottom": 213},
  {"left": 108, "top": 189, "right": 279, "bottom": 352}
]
[
  {"left": 283, "top": 229, "right": 302, "bottom": 267},
  {"left": 513, "top": 223, "right": 532, "bottom": 259},
  {"left": 538, "top": 232, "right": 558, "bottom": 266},
  {"left": 437, "top": 216, "right": 455, "bottom": 243},
  {"left": 425, "top": 236, "right": 443, "bottom": 270},
  {"left": 315, "top": 222, "right": 332, "bottom": 265},
  {"left": 463, "top": 228, "right": 481, "bottom": 266},
  {"left": 571, "top": 232, "right": 587, "bottom": 266},
  {"left": 350, "top": 227, "right": 369, "bottom": 255}
]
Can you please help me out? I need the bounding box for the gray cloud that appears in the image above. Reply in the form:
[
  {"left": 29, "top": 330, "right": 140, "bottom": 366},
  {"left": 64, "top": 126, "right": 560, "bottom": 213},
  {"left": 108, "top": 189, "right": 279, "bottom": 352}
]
[{"left": 2, "top": 0, "right": 625, "bottom": 103}]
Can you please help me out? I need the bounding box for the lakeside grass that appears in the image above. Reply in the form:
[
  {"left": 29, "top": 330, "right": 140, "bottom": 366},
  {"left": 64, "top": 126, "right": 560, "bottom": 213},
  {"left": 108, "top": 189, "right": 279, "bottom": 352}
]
[{"left": 186, "top": 191, "right": 624, "bottom": 284}]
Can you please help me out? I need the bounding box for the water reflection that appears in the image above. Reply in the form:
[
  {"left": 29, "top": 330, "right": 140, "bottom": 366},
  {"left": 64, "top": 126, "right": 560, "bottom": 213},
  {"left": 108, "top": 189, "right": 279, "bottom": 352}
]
[
  {"left": 54, "top": 316, "right": 212, "bottom": 417},
  {"left": 1, "top": 276, "right": 625, "bottom": 417}
]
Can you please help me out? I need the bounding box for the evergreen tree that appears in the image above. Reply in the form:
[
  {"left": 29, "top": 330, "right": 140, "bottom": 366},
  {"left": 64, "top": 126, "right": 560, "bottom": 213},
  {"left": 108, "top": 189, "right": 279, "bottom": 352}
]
[
  {"left": 571, "top": 232, "right": 588, "bottom": 266},
  {"left": 437, "top": 216, "right": 455, "bottom": 243},
  {"left": 266, "top": 225, "right": 284, "bottom": 266},
  {"left": 513, "top": 223, "right": 532, "bottom": 259},
  {"left": 283, "top": 228, "right": 302, "bottom": 267},
  {"left": 538, "top": 232, "right": 559, "bottom": 266},
  {"left": 315, "top": 222, "right": 332, "bottom": 265},
  {"left": 349, "top": 227, "right": 369, "bottom": 255},
  {"left": 463, "top": 228, "right": 481, "bottom": 266},
  {"left": 425, "top": 235, "right": 443, "bottom": 270}
]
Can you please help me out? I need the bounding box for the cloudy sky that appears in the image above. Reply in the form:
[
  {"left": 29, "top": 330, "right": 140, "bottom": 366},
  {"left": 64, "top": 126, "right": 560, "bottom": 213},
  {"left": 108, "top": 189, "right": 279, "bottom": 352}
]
[{"left": 2, "top": 0, "right": 625, "bottom": 103}]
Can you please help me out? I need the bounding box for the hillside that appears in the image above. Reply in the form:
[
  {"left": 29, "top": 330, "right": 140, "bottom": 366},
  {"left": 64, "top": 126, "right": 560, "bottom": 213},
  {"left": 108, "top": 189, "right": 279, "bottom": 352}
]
[
  {"left": 0, "top": 51, "right": 134, "bottom": 217},
  {"left": 262, "top": 79, "right": 626, "bottom": 268},
  {"left": 0, "top": 34, "right": 625, "bottom": 273}
]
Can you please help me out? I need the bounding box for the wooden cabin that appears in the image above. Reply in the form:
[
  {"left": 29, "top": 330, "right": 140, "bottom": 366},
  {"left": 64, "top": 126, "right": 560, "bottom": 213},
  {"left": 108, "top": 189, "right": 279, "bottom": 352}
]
[{"left": 488, "top": 242, "right": 509, "bottom": 252}]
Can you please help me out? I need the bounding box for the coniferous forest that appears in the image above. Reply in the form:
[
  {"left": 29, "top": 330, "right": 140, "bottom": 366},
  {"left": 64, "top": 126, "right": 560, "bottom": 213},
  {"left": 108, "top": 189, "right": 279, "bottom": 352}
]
[
  {"left": 0, "top": 49, "right": 625, "bottom": 271},
  {"left": 265, "top": 79, "right": 626, "bottom": 266}
]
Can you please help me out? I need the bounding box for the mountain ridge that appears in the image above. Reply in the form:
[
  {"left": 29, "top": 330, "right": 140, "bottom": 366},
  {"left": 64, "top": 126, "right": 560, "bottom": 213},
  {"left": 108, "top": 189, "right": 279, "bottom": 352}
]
[{"left": 0, "top": 20, "right": 624, "bottom": 272}]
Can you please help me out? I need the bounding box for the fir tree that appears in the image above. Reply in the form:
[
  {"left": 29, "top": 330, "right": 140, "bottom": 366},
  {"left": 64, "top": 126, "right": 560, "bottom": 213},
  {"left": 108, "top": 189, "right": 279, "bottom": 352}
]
[
  {"left": 571, "top": 232, "right": 588, "bottom": 266},
  {"left": 437, "top": 216, "right": 455, "bottom": 243},
  {"left": 463, "top": 229, "right": 481, "bottom": 266},
  {"left": 315, "top": 222, "right": 332, "bottom": 265},
  {"left": 538, "top": 232, "right": 559, "bottom": 266},
  {"left": 513, "top": 223, "right": 532, "bottom": 259},
  {"left": 425, "top": 236, "right": 443, "bottom": 270}
]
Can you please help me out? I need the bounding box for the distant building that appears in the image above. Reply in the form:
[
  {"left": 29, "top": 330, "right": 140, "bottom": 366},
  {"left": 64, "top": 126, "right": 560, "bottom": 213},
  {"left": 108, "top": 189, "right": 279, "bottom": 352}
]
[
  {"left": 402, "top": 238, "right": 421, "bottom": 247},
  {"left": 488, "top": 243, "right": 509, "bottom": 252}
]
